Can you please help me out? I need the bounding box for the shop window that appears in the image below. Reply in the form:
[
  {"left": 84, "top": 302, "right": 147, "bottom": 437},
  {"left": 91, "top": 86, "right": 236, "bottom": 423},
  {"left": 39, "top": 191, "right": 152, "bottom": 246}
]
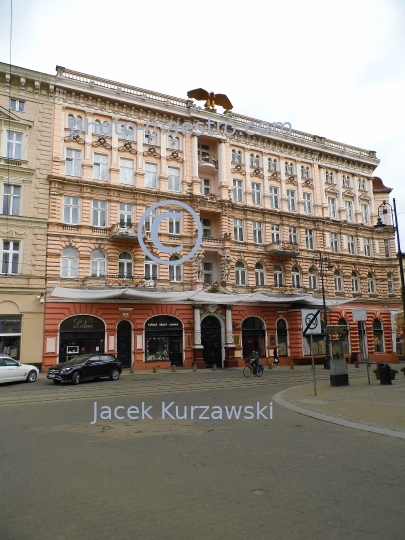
[
  {"left": 58, "top": 315, "right": 105, "bottom": 364},
  {"left": 0, "top": 315, "right": 22, "bottom": 359},
  {"left": 373, "top": 319, "right": 384, "bottom": 353},
  {"left": 242, "top": 317, "right": 266, "bottom": 359},
  {"left": 276, "top": 319, "right": 288, "bottom": 356},
  {"left": 144, "top": 315, "right": 182, "bottom": 366},
  {"left": 337, "top": 318, "right": 350, "bottom": 354}
]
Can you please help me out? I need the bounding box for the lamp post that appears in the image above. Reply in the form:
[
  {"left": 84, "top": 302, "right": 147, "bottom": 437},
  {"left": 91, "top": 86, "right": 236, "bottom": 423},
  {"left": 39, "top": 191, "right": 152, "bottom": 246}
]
[
  {"left": 374, "top": 198, "right": 405, "bottom": 336},
  {"left": 313, "top": 251, "right": 334, "bottom": 369}
]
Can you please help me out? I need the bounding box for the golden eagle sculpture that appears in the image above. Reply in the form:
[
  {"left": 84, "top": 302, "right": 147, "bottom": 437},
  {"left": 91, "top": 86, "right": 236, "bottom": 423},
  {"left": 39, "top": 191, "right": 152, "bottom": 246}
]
[{"left": 187, "top": 88, "right": 233, "bottom": 111}]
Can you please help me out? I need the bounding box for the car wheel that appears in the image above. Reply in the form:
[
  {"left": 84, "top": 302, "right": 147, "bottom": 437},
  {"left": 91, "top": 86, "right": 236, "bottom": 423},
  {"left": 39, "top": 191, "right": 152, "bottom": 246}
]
[
  {"left": 109, "top": 368, "right": 120, "bottom": 381},
  {"left": 26, "top": 370, "right": 37, "bottom": 383},
  {"left": 53, "top": 380, "right": 61, "bottom": 385},
  {"left": 71, "top": 372, "right": 80, "bottom": 385}
]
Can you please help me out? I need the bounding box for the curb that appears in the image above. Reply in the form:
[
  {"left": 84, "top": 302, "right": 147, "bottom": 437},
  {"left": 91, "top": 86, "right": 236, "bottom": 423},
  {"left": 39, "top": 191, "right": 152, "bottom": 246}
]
[{"left": 273, "top": 385, "right": 405, "bottom": 440}]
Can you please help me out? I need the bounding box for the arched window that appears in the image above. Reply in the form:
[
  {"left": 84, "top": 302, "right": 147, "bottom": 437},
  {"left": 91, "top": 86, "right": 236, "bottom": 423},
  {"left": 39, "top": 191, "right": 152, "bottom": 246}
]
[
  {"left": 90, "top": 250, "right": 106, "bottom": 277},
  {"left": 60, "top": 248, "right": 79, "bottom": 278},
  {"left": 308, "top": 267, "right": 317, "bottom": 289},
  {"left": 144, "top": 129, "right": 157, "bottom": 145},
  {"left": 367, "top": 273, "right": 376, "bottom": 294},
  {"left": 301, "top": 165, "right": 310, "bottom": 179},
  {"left": 268, "top": 158, "right": 277, "bottom": 172},
  {"left": 121, "top": 123, "right": 134, "bottom": 141},
  {"left": 291, "top": 266, "right": 301, "bottom": 288},
  {"left": 337, "top": 318, "right": 350, "bottom": 354},
  {"left": 94, "top": 119, "right": 101, "bottom": 135},
  {"left": 169, "top": 255, "right": 182, "bottom": 282},
  {"left": 118, "top": 252, "right": 133, "bottom": 278},
  {"left": 373, "top": 319, "right": 384, "bottom": 352},
  {"left": 285, "top": 162, "right": 294, "bottom": 175},
  {"left": 351, "top": 271, "right": 360, "bottom": 293},
  {"left": 250, "top": 153, "right": 260, "bottom": 167},
  {"left": 242, "top": 317, "right": 265, "bottom": 358},
  {"left": 67, "top": 113, "right": 75, "bottom": 129},
  {"left": 387, "top": 273, "right": 394, "bottom": 295},
  {"left": 334, "top": 270, "right": 343, "bottom": 292},
  {"left": 145, "top": 256, "right": 158, "bottom": 280},
  {"left": 255, "top": 263, "right": 265, "bottom": 286},
  {"left": 274, "top": 265, "right": 283, "bottom": 287},
  {"left": 276, "top": 319, "right": 288, "bottom": 356},
  {"left": 235, "top": 261, "right": 246, "bottom": 286},
  {"left": 232, "top": 149, "right": 242, "bottom": 163},
  {"left": 167, "top": 136, "right": 180, "bottom": 150}
]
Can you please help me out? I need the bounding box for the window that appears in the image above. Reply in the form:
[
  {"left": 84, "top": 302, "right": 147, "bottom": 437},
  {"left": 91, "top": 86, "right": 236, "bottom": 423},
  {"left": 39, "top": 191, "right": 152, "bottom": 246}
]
[
  {"left": 242, "top": 317, "right": 266, "bottom": 358},
  {"left": 168, "top": 167, "right": 180, "bottom": 192},
  {"left": 363, "top": 238, "right": 372, "bottom": 257},
  {"left": 361, "top": 204, "right": 369, "bottom": 224},
  {"left": 1, "top": 240, "right": 20, "bottom": 274},
  {"left": 325, "top": 171, "right": 334, "bottom": 184},
  {"left": 308, "top": 267, "right": 317, "bottom": 289},
  {"left": 384, "top": 239, "right": 390, "bottom": 257},
  {"left": 93, "top": 153, "right": 108, "bottom": 181},
  {"left": 10, "top": 98, "right": 25, "bottom": 112},
  {"left": 351, "top": 271, "right": 360, "bottom": 293},
  {"left": 301, "top": 165, "right": 310, "bottom": 179},
  {"left": 234, "top": 219, "right": 244, "bottom": 241},
  {"left": 67, "top": 114, "right": 82, "bottom": 132},
  {"left": 235, "top": 261, "right": 246, "bottom": 286},
  {"left": 251, "top": 182, "right": 262, "bottom": 205},
  {"left": 358, "top": 178, "right": 366, "bottom": 191},
  {"left": 233, "top": 179, "right": 243, "bottom": 202},
  {"left": 291, "top": 266, "right": 301, "bottom": 288},
  {"left": 92, "top": 200, "right": 107, "bottom": 227},
  {"left": 90, "top": 250, "right": 106, "bottom": 277},
  {"left": 274, "top": 265, "right": 283, "bottom": 287},
  {"left": 118, "top": 251, "right": 133, "bottom": 278},
  {"left": 271, "top": 224, "right": 280, "bottom": 243},
  {"left": 250, "top": 154, "right": 260, "bottom": 167},
  {"left": 345, "top": 200, "right": 353, "bottom": 221},
  {"left": 276, "top": 319, "right": 288, "bottom": 356},
  {"left": 287, "top": 189, "right": 296, "bottom": 211},
  {"left": 119, "top": 158, "right": 134, "bottom": 185},
  {"left": 119, "top": 203, "right": 133, "bottom": 225},
  {"left": 303, "top": 192, "right": 312, "bottom": 214},
  {"left": 145, "top": 256, "right": 158, "bottom": 279},
  {"left": 201, "top": 178, "right": 210, "bottom": 195},
  {"left": 231, "top": 149, "right": 242, "bottom": 163},
  {"left": 120, "top": 124, "right": 134, "bottom": 141},
  {"left": 373, "top": 319, "right": 384, "bottom": 352},
  {"left": 144, "top": 206, "right": 157, "bottom": 232},
  {"left": 268, "top": 158, "right": 277, "bottom": 172},
  {"left": 334, "top": 270, "right": 343, "bottom": 292},
  {"left": 347, "top": 235, "right": 356, "bottom": 255},
  {"left": 330, "top": 232, "right": 339, "bottom": 253},
  {"left": 203, "top": 262, "right": 213, "bottom": 283},
  {"left": 367, "top": 273, "right": 376, "bottom": 294},
  {"left": 305, "top": 229, "right": 314, "bottom": 250},
  {"left": 198, "top": 143, "right": 210, "bottom": 162},
  {"left": 167, "top": 136, "right": 180, "bottom": 150},
  {"left": 288, "top": 227, "right": 298, "bottom": 244},
  {"left": 169, "top": 255, "right": 182, "bottom": 282},
  {"left": 66, "top": 149, "right": 81, "bottom": 177},
  {"left": 387, "top": 273, "right": 394, "bottom": 294},
  {"left": 60, "top": 247, "right": 78, "bottom": 278},
  {"left": 7, "top": 131, "right": 23, "bottom": 159},
  {"left": 93, "top": 120, "right": 102, "bottom": 135},
  {"left": 2, "top": 185, "right": 21, "bottom": 215},
  {"left": 328, "top": 197, "right": 337, "bottom": 218},
  {"left": 63, "top": 196, "right": 79, "bottom": 224},
  {"left": 285, "top": 162, "right": 294, "bottom": 175},
  {"left": 145, "top": 163, "right": 158, "bottom": 188},
  {"left": 202, "top": 219, "right": 212, "bottom": 238},
  {"left": 144, "top": 130, "right": 157, "bottom": 145},
  {"left": 255, "top": 263, "right": 265, "bottom": 286},
  {"left": 253, "top": 221, "right": 263, "bottom": 244},
  {"left": 342, "top": 175, "right": 351, "bottom": 188},
  {"left": 168, "top": 210, "right": 181, "bottom": 235},
  {"left": 269, "top": 186, "right": 279, "bottom": 209}
]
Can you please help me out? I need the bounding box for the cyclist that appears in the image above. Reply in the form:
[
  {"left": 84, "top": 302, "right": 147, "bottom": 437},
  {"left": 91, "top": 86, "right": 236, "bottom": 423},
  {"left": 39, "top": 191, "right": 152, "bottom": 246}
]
[{"left": 249, "top": 350, "right": 260, "bottom": 374}]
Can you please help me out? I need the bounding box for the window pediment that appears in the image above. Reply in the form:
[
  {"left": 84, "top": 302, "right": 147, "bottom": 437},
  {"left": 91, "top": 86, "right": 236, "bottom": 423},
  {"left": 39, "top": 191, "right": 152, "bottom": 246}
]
[
  {"left": 342, "top": 189, "right": 354, "bottom": 198},
  {"left": 324, "top": 185, "right": 339, "bottom": 195},
  {"left": 0, "top": 106, "right": 33, "bottom": 128},
  {"left": 358, "top": 192, "right": 371, "bottom": 202}
]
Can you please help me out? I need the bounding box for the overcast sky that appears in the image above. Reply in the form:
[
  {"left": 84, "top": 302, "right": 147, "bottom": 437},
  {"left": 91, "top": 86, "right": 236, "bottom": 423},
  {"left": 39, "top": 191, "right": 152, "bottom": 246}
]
[{"left": 1, "top": 0, "right": 404, "bottom": 243}]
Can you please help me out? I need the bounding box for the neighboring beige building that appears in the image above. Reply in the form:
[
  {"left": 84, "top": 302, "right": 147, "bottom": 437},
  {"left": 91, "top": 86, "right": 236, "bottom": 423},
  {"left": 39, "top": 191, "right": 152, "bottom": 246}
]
[{"left": 0, "top": 63, "right": 55, "bottom": 367}]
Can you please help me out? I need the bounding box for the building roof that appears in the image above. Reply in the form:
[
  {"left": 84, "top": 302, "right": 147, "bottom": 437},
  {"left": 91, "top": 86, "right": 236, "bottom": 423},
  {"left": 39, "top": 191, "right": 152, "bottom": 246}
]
[{"left": 372, "top": 176, "right": 392, "bottom": 194}]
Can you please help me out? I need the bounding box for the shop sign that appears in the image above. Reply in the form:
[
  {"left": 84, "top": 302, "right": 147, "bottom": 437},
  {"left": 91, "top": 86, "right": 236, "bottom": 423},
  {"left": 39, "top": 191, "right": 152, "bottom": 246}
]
[
  {"left": 60, "top": 316, "right": 105, "bottom": 332},
  {"left": 0, "top": 316, "right": 22, "bottom": 333},
  {"left": 145, "top": 316, "right": 181, "bottom": 330}
]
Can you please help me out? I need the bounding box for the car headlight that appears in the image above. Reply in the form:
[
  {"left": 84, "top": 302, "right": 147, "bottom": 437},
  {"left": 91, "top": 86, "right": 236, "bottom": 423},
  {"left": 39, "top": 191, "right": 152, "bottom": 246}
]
[{"left": 61, "top": 367, "right": 73, "bottom": 374}]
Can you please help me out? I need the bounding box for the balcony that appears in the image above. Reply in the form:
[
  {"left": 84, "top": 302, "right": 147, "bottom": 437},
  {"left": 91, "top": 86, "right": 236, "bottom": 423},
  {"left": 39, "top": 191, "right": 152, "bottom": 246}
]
[
  {"left": 198, "top": 152, "right": 218, "bottom": 172},
  {"left": 83, "top": 275, "right": 155, "bottom": 288},
  {"left": 201, "top": 236, "right": 223, "bottom": 248},
  {"left": 266, "top": 241, "right": 300, "bottom": 257},
  {"left": 109, "top": 223, "right": 144, "bottom": 242}
]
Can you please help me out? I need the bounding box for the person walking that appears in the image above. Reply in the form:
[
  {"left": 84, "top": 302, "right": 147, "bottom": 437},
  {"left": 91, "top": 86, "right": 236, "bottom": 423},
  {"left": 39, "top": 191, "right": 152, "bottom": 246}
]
[{"left": 273, "top": 347, "right": 279, "bottom": 367}]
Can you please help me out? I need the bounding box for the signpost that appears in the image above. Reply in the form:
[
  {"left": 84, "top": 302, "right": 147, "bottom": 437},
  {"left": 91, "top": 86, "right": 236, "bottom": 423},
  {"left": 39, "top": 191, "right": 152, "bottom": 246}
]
[
  {"left": 302, "top": 310, "right": 321, "bottom": 395},
  {"left": 352, "top": 309, "right": 370, "bottom": 384}
]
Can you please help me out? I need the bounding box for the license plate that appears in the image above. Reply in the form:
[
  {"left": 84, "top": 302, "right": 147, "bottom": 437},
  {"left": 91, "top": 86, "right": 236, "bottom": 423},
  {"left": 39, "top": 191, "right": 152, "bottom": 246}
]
[{"left": 48, "top": 374, "right": 55, "bottom": 378}]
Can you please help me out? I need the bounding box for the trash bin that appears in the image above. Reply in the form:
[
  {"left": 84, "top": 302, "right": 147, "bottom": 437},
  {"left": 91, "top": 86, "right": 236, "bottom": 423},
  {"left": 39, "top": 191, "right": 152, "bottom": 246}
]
[{"left": 379, "top": 363, "right": 392, "bottom": 385}]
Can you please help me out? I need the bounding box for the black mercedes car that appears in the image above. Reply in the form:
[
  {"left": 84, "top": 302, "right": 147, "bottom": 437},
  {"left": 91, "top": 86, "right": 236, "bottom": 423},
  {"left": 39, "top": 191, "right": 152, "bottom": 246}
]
[{"left": 47, "top": 354, "right": 122, "bottom": 385}]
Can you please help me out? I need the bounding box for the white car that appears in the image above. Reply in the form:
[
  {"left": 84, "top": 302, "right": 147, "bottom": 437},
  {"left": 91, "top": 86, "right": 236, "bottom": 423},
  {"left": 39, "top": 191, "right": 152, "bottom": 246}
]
[{"left": 0, "top": 355, "right": 39, "bottom": 384}]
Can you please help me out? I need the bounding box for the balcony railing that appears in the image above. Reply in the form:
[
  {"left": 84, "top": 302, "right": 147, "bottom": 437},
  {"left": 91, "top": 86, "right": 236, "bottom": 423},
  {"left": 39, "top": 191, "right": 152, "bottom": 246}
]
[
  {"left": 105, "top": 274, "right": 156, "bottom": 287},
  {"left": 201, "top": 236, "right": 223, "bottom": 246},
  {"left": 266, "top": 241, "right": 300, "bottom": 257},
  {"left": 198, "top": 152, "right": 218, "bottom": 169}
]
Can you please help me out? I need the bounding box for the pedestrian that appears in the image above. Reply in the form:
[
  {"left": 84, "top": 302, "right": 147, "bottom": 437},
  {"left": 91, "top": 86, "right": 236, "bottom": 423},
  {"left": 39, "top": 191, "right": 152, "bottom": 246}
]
[{"left": 273, "top": 347, "right": 279, "bottom": 367}]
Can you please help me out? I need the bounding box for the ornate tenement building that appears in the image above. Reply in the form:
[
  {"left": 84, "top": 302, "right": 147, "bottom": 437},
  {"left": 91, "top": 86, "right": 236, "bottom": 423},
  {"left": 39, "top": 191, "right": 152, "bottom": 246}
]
[
  {"left": 36, "top": 66, "right": 400, "bottom": 369},
  {"left": 0, "top": 63, "right": 55, "bottom": 367}
]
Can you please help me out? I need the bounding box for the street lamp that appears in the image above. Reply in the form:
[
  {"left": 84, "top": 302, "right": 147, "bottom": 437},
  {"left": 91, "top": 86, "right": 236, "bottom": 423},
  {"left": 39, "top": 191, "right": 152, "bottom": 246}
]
[
  {"left": 313, "top": 251, "right": 334, "bottom": 369},
  {"left": 374, "top": 198, "right": 405, "bottom": 331}
]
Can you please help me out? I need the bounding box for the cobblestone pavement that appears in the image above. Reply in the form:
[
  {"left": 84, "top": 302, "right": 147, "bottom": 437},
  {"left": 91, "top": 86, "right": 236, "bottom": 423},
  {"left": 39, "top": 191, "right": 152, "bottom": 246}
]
[{"left": 1, "top": 367, "right": 404, "bottom": 540}]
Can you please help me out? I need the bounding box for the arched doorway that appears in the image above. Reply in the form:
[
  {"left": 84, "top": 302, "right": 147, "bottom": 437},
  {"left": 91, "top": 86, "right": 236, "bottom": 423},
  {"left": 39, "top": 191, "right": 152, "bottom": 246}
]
[
  {"left": 59, "top": 315, "right": 105, "bottom": 363},
  {"left": 117, "top": 320, "right": 132, "bottom": 368},
  {"left": 276, "top": 319, "right": 288, "bottom": 356},
  {"left": 201, "top": 316, "right": 222, "bottom": 368},
  {"left": 242, "top": 317, "right": 266, "bottom": 359},
  {"left": 145, "top": 315, "right": 183, "bottom": 366}
]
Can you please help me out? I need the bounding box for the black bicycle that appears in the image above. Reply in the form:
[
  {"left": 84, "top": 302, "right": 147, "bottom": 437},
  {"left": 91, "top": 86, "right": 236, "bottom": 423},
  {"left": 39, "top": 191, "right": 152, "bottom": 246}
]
[{"left": 243, "top": 362, "right": 264, "bottom": 378}]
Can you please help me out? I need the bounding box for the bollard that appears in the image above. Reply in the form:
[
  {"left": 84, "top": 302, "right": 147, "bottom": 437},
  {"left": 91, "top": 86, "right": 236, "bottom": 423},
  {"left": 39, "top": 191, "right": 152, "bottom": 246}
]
[
  {"left": 212, "top": 364, "right": 217, "bottom": 371},
  {"left": 268, "top": 363, "right": 272, "bottom": 369},
  {"left": 193, "top": 364, "right": 197, "bottom": 372},
  {"left": 152, "top": 366, "right": 157, "bottom": 373},
  {"left": 171, "top": 365, "right": 176, "bottom": 373},
  {"left": 355, "top": 362, "right": 359, "bottom": 368},
  {"left": 290, "top": 363, "right": 294, "bottom": 370}
]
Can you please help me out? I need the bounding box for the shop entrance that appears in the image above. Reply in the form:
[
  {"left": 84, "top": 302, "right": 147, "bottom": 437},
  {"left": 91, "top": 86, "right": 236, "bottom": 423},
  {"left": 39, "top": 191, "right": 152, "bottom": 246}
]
[
  {"left": 59, "top": 316, "right": 105, "bottom": 363},
  {"left": 117, "top": 320, "right": 132, "bottom": 368},
  {"left": 201, "top": 316, "right": 222, "bottom": 368},
  {"left": 145, "top": 315, "right": 183, "bottom": 366}
]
